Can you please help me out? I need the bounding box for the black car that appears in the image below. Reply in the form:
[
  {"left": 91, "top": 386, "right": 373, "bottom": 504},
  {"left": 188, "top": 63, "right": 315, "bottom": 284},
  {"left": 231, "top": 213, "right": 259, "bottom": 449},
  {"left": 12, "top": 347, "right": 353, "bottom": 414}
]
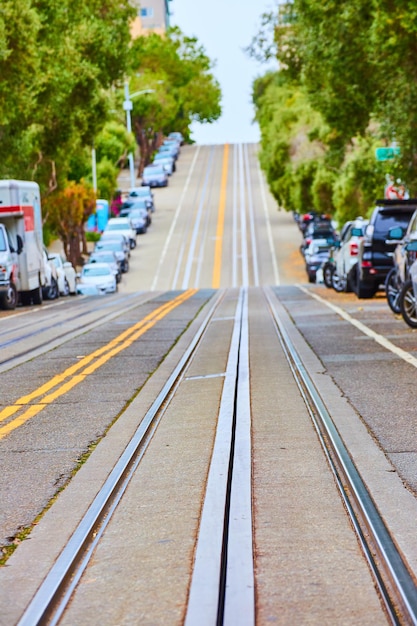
[{"left": 350, "top": 199, "right": 417, "bottom": 298}]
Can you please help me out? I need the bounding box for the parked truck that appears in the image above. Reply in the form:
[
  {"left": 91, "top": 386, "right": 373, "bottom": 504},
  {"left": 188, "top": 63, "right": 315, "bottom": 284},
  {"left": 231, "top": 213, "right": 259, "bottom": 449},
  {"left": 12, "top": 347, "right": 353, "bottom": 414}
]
[{"left": 0, "top": 180, "right": 46, "bottom": 309}]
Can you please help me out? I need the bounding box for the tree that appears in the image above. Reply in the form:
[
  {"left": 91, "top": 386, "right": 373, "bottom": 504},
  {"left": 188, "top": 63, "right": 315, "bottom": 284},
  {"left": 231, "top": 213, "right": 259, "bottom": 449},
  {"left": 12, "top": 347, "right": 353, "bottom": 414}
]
[
  {"left": 250, "top": 0, "right": 417, "bottom": 218},
  {"left": 0, "top": 0, "right": 135, "bottom": 193},
  {"left": 128, "top": 27, "right": 222, "bottom": 173},
  {"left": 43, "top": 181, "right": 96, "bottom": 266}
]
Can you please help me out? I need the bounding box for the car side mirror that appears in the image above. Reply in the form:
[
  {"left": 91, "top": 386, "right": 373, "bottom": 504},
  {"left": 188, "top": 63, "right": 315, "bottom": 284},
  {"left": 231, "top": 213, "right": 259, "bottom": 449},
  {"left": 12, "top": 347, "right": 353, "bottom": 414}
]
[
  {"left": 387, "top": 226, "right": 404, "bottom": 241},
  {"left": 405, "top": 241, "right": 417, "bottom": 252}
]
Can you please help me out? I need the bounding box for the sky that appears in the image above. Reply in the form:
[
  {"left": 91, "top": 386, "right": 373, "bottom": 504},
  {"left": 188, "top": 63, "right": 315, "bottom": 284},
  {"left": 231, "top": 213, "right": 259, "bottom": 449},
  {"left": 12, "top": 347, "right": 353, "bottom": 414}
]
[{"left": 170, "top": 0, "right": 277, "bottom": 145}]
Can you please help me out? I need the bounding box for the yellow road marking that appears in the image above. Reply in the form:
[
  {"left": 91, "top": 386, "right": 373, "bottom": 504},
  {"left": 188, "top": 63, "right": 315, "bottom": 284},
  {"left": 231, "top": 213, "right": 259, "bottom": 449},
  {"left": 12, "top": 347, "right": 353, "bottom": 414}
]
[
  {"left": 212, "top": 144, "right": 229, "bottom": 288},
  {"left": 0, "top": 290, "right": 197, "bottom": 439}
]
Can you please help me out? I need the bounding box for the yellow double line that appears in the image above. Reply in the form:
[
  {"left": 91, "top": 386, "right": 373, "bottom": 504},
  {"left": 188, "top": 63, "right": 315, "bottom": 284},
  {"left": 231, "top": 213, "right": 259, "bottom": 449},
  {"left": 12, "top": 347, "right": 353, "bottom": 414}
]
[
  {"left": 212, "top": 144, "right": 229, "bottom": 289},
  {"left": 0, "top": 290, "right": 197, "bottom": 440}
]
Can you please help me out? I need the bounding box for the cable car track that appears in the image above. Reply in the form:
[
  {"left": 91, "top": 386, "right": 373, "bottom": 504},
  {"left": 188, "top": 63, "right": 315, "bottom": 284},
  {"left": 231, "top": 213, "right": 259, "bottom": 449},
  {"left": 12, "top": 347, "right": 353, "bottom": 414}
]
[
  {"left": 265, "top": 286, "right": 417, "bottom": 625},
  {"left": 11, "top": 285, "right": 417, "bottom": 625}
]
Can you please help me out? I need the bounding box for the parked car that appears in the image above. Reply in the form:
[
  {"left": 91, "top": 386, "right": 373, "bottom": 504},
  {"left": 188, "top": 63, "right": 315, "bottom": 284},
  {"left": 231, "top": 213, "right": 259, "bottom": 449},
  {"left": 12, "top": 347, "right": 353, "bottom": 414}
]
[
  {"left": 119, "top": 206, "right": 149, "bottom": 234},
  {"left": 349, "top": 199, "right": 417, "bottom": 298},
  {"left": 398, "top": 260, "right": 417, "bottom": 328},
  {"left": 301, "top": 220, "right": 338, "bottom": 254},
  {"left": 99, "top": 231, "right": 130, "bottom": 256},
  {"left": 158, "top": 142, "right": 180, "bottom": 160},
  {"left": 126, "top": 186, "right": 155, "bottom": 212},
  {"left": 94, "top": 239, "right": 129, "bottom": 273},
  {"left": 103, "top": 217, "right": 137, "bottom": 249},
  {"left": 42, "top": 248, "right": 60, "bottom": 300},
  {"left": 77, "top": 262, "right": 117, "bottom": 295},
  {"left": 120, "top": 199, "right": 151, "bottom": 226},
  {"left": 142, "top": 164, "right": 169, "bottom": 188},
  {"left": 152, "top": 154, "right": 175, "bottom": 175},
  {"left": 331, "top": 218, "right": 368, "bottom": 292},
  {"left": 167, "top": 131, "right": 184, "bottom": 145},
  {"left": 89, "top": 250, "right": 122, "bottom": 283},
  {"left": 385, "top": 208, "right": 417, "bottom": 313},
  {"left": 48, "top": 252, "right": 77, "bottom": 295},
  {"left": 304, "top": 239, "right": 333, "bottom": 283}
]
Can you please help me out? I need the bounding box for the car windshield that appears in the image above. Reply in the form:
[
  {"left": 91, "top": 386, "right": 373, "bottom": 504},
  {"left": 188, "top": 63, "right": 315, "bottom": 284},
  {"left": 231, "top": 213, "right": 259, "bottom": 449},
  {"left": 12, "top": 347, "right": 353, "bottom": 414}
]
[
  {"left": 96, "top": 242, "right": 122, "bottom": 251},
  {"left": 144, "top": 166, "right": 164, "bottom": 174},
  {"left": 91, "top": 254, "right": 115, "bottom": 263},
  {"left": 106, "top": 223, "right": 130, "bottom": 231},
  {"left": 0, "top": 229, "right": 6, "bottom": 251},
  {"left": 83, "top": 266, "right": 110, "bottom": 276},
  {"left": 129, "top": 188, "right": 149, "bottom": 196},
  {"left": 374, "top": 211, "right": 414, "bottom": 239}
]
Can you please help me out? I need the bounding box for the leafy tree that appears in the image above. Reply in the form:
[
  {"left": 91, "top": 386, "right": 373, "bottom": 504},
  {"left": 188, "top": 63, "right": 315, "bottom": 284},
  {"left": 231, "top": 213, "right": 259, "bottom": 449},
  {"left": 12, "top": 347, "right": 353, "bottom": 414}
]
[
  {"left": 254, "top": 73, "right": 328, "bottom": 212},
  {"left": 0, "top": 0, "right": 42, "bottom": 177},
  {"left": 43, "top": 181, "right": 96, "bottom": 266},
  {"left": 0, "top": 0, "right": 135, "bottom": 192},
  {"left": 128, "top": 27, "right": 222, "bottom": 172}
]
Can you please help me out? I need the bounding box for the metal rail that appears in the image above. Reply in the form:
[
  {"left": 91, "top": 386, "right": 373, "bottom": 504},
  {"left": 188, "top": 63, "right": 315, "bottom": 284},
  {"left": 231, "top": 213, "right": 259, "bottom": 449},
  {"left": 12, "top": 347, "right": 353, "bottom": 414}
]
[
  {"left": 17, "top": 290, "right": 225, "bottom": 626},
  {"left": 185, "top": 287, "right": 254, "bottom": 626},
  {"left": 265, "top": 286, "right": 417, "bottom": 626}
]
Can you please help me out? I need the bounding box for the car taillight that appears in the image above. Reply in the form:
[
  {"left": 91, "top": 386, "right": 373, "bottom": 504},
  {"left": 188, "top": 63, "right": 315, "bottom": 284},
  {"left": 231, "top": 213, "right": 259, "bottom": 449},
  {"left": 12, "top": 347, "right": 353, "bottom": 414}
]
[
  {"left": 361, "top": 260, "right": 372, "bottom": 268},
  {"left": 349, "top": 242, "right": 359, "bottom": 256}
]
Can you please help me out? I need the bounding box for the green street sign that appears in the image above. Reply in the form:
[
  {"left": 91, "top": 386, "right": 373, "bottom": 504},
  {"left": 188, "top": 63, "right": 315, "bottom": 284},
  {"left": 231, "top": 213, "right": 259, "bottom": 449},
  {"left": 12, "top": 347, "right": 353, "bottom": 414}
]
[{"left": 375, "top": 146, "right": 401, "bottom": 161}]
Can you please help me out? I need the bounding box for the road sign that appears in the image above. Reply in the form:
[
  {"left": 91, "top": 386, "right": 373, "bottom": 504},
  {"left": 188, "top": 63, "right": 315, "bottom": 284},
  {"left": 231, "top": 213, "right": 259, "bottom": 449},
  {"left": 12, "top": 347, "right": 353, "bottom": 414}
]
[{"left": 375, "top": 147, "right": 401, "bottom": 161}]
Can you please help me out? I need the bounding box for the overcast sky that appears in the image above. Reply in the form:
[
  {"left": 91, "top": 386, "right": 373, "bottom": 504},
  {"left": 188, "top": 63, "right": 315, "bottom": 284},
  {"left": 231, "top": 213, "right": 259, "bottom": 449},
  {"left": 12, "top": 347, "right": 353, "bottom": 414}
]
[{"left": 170, "top": 0, "right": 277, "bottom": 145}]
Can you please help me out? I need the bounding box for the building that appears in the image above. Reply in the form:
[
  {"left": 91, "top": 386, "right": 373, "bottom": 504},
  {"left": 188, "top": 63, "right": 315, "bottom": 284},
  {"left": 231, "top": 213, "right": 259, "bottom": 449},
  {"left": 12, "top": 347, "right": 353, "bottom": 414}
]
[{"left": 131, "top": 0, "right": 172, "bottom": 38}]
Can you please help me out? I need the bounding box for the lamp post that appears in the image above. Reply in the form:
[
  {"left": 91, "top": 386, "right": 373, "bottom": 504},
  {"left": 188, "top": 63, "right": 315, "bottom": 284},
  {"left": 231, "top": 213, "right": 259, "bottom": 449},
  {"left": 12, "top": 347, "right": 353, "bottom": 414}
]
[{"left": 123, "top": 83, "right": 155, "bottom": 189}]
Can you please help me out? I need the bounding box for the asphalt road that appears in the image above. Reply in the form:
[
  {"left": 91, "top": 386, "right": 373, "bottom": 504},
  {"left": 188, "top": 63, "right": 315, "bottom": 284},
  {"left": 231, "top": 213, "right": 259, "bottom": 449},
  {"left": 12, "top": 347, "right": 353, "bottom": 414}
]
[{"left": 1, "top": 143, "right": 417, "bottom": 624}]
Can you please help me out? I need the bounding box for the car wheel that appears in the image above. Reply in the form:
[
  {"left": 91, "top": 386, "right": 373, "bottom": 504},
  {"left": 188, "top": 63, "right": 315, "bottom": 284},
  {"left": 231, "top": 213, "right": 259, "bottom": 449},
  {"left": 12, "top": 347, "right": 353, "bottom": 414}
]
[
  {"left": 0, "top": 282, "right": 18, "bottom": 310},
  {"left": 45, "top": 277, "right": 59, "bottom": 300},
  {"left": 61, "top": 278, "right": 70, "bottom": 297},
  {"left": 385, "top": 268, "right": 402, "bottom": 314},
  {"left": 322, "top": 263, "right": 334, "bottom": 289},
  {"left": 331, "top": 271, "right": 347, "bottom": 292},
  {"left": 399, "top": 280, "right": 417, "bottom": 328}
]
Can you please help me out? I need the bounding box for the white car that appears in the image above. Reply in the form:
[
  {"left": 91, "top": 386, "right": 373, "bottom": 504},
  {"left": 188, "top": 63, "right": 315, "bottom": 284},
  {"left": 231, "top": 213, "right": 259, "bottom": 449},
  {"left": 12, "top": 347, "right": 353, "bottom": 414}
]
[
  {"left": 332, "top": 218, "right": 368, "bottom": 292},
  {"left": 42, "top": 248, "right": 60, "bottom": 300},
  {"left": 77, "top": 262, "right": 117, "bottom": 295},
  {"left": 103, "top": 217, "right": 137, "bottom": 249},
  {"left": 48, "top": 253, "right": 77, "bottom": 295}
]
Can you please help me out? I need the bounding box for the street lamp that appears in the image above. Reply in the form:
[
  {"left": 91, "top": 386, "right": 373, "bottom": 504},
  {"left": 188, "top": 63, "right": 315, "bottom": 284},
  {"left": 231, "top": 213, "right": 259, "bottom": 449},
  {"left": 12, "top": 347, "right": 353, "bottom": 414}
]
[{"left": 123, "top": 83, "right": 155, "bottom": 189}]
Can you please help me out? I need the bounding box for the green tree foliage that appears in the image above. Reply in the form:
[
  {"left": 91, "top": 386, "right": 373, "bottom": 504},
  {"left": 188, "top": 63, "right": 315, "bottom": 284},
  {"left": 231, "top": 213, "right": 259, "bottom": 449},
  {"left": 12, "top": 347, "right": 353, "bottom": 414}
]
[
  {"left": 251, "top": 0, "right": 417, "bottom": 225},
  {"left": 0, "top": 0, "right": 135, "bottom": 191},
  {"left": 129, "top": 27, "right": 221, "bottom": 171}
]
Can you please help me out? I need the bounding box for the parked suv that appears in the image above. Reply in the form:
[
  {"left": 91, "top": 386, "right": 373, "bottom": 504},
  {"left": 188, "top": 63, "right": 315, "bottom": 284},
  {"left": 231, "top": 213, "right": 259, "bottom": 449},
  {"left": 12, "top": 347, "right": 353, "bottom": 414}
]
[{"left": 350, "top": 199, "right": 417, "bottom": 298}]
